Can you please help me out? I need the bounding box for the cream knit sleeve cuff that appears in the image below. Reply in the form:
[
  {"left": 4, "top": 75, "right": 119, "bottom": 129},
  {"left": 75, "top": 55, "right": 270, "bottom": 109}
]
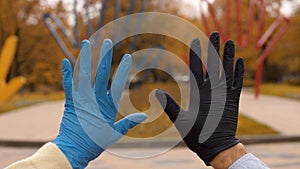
[{"left": 5, "top": 142, "right": 72, "bottom": 169}]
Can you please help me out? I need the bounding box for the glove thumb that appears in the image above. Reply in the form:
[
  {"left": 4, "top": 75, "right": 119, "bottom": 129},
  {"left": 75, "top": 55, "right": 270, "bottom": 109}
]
[
  {"left": 62, "top": 58, "right": 73, "bottom": 102},
  {"left": 114, "top": 113, "right": 147, "bottom": 136},
  {"left": 155, "top": 89, "right": 181, "bottom": 122}
]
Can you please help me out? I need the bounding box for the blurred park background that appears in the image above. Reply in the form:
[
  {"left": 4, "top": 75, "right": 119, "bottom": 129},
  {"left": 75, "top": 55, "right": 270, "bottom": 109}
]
[
  {"left": 1, "top": 0, "right": 300, "bottom": 168},
  {"left": 0, "top": 0, "right": 299, "bottom": 89},
  {"left": 0, "top": 0, "right": 300, "bottom": 138}
]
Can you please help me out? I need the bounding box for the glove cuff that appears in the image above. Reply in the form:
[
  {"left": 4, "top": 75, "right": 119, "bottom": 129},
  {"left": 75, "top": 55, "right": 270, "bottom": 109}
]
[{"left": 53, "top": 136, "right": 96, "bottom": 169}]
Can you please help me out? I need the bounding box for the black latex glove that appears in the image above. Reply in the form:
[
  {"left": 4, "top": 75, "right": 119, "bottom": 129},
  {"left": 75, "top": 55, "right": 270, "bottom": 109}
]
[{"left": 155, "top": 32, "right": 244, "bottom": 165}]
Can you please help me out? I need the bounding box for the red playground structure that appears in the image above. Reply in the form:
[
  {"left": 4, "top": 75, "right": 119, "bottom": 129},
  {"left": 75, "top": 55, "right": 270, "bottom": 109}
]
[{"left": 199, "top": 0, "right": 290, "bottom": 98}]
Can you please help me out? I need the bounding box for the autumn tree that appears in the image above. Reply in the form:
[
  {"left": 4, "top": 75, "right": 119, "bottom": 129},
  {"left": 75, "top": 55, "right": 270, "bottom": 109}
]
[
  {"left": 0, "top": 0, "right": 70, "bottom": 91},
  {"left": 209, "top": 0, "right": 299, "bottom": 84}
]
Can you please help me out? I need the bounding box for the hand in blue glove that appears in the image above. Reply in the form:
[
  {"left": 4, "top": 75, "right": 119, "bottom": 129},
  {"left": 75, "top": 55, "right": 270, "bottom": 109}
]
[{"left": 53, "top": 39, "right": 147, "bottom": 169}]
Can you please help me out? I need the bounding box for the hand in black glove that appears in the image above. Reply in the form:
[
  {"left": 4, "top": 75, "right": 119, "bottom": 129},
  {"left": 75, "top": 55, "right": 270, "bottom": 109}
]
[{"left": 155, "top": 32, "right": 244, "bottom": 165}]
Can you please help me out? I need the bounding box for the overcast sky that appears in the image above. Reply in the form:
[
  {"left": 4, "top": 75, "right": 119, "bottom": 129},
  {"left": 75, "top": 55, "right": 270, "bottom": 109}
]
[
  {"left": 41, "top": 0, "right": 300, "bottom": 25},
  {"left": 180, "top": 0, "right": 300, "bottom": 18}
]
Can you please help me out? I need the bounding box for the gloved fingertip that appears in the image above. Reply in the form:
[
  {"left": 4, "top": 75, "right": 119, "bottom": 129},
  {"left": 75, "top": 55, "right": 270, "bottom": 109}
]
[
  {"left": 210, "top": 32, "right": 220, "bottom": 39},
  {"left": 235, "top": 58, "right": 244, "bottom": 74},
  {"left": 224, "top": 40, "right": 235, "bottom": 58},
  {"left": 209, "top": 32, "right": 220, "bottom": 51},
  {"left": 233, "top": 57, "right": 244, "bottom": 88},
  {"left": 81, "top": 39, "right": 90, "bottom": 49},
  {"left": 236, "top": 57, "right": 244, "bottom": 65},
  {"left": 225, "top": 39, "right": 234, "bottom": 46},
  {"left": 155, "top": 89, "right": 167, "bottom": 107},
  {"left": 62, "top": 58, "right": 70, "bottom": 63},
  {"left": 155, "top": 89, "right": 165, "bottom": 96},
  {"left": 103, "top": 38, "right": 113, "bottom": 45},
  {"left": 190, "top": 38, "right": 201, "bottom": 57},
  {"left": 102, "top": 38, "right": 113, "bottom": 50},
  {"left": 82, "top": 39, "right": 90, "bottom": 44},
  {"left": 113, "top": 113, "right": 146, "bottom": 136},
  {"left": 155, "top": 89, "right": 165, "bottom": 97},
  {"left": 126, "top": 113, "right": 147, "bottom": 125},
  {"left": 121, "top": 54, "right": 132, "bottom": 66},
  {"left": 191, "top": 38, "right": 200, "bottom": 47},
  {"left": 62, "top": 58, "right": 71, "bottom": 69},
  {"left": 99, "top": 39, "right": 113, "bottom": 64},
  {"left": 62, "top": 59, "right": 72, "bottom": 79}
]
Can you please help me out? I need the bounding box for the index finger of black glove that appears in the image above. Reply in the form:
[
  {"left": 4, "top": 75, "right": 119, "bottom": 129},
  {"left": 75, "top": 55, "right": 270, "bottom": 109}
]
[
  {"left": 155, "top": 89, "right": 181, "bottom": 122},
  {"left": 222, "top": 40, "right": 235, "bottom": 88},
  {"left": 190, "top": 38, "right": 204, "bottom": 85}
]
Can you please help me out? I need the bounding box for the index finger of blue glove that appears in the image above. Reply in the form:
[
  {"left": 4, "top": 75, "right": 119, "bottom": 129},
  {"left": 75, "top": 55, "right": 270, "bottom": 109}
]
[
  {"left": 110, "top": 54, "right": 132, "bottom": 108},
  {"left": 78, "top": 40, "right": 92, "bottom": 90},
  {"left": 95, "top": 39, "right": 113, "bottom": 97},
  {"left": 62, "top": 58, "right": 73, "bottom": 102}
]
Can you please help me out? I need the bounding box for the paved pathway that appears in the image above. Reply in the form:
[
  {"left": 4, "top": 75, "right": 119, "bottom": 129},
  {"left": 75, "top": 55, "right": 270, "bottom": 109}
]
[
  {"left": 0, "top": 91, "right": 299, "bottom": 168},
  {"left": 0, "top": 90, "right": 299, "bottom": 141},
  {"left": 239, "top": 92, "right": 300, "bottom": 136},
  {"left": 1, "top": 142, "right": 300, "bottom": 169},
  {"left": 0, "top": 100, "right": 64, "bottom": 141}
]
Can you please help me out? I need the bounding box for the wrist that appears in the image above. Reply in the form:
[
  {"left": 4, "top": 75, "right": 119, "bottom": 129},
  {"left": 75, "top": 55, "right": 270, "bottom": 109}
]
[{"left": 210, "top": 143, "right": 247, "bottom": 169}]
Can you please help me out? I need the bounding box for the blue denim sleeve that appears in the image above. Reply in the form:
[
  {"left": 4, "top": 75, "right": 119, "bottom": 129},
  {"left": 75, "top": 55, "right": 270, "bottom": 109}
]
[{"left": 229, "top": 153, "right": 270, "bottom": 169}]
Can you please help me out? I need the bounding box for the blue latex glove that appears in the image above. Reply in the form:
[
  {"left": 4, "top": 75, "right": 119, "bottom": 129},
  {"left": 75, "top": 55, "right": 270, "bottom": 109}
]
[{"left": 53, "top": 39, "right": 147, "bottom": 169}]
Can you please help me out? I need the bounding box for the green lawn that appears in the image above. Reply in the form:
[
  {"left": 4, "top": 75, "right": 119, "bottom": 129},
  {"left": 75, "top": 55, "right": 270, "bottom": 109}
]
[{"left": 125, "top": 112, "right": 278, "bottom": 138}]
